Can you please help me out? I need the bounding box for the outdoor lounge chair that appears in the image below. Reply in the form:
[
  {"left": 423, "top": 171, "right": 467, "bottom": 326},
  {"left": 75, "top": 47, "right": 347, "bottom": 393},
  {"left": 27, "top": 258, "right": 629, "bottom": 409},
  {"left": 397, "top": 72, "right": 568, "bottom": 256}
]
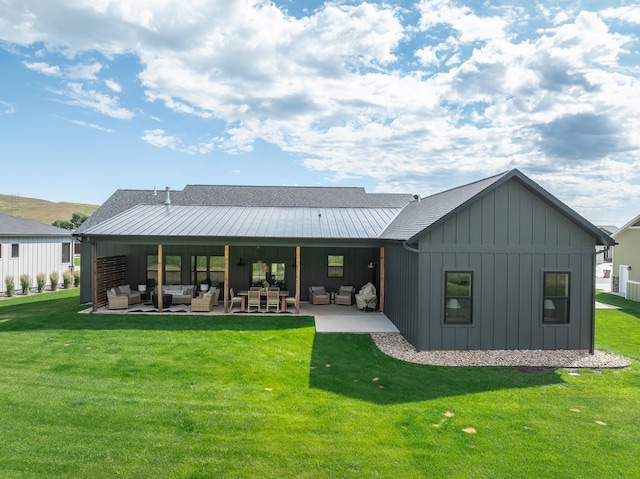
[
  {"left": 191, "top": 287, "right": 219, "bottom": 312},
  {"left": 228, "top": 288, "right": 242, "bottom": 311},
  {"left": 335, "top": 285, "right": 355, "bottom": 305},
  {"left": 106, "top": 288, "right": 129, "bottom": 310},
  {"left": 115, "top": 284, "right": 141, "bottom": 305},
  {"left": 308, "top": 286, "right": 330, "bottom": 305}
]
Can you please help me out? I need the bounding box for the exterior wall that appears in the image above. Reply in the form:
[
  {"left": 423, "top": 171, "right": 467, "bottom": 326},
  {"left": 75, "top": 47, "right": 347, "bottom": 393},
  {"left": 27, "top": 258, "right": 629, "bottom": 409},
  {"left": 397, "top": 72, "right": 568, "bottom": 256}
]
[
  {"left": 0, "top": 235, "right": 74, "bottom": 294},
  {"left": 79, "top": 241, "right": 378, "bottom": 304},
  {"left": 383, "top": 242, "right": 420, "bottom": 345},
  {"left": 612, "top": 227, "right": 640, "bottom": 294},
  {"left": 413, "top": 179, "right": 597, "bottom": 351}
]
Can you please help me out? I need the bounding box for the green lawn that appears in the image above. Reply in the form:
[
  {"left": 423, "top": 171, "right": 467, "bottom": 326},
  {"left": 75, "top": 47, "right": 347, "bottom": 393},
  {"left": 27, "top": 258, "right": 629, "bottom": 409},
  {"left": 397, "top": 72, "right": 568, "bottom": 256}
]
[{"left": 0, "top": 290, "right": 639, "bottom": 478}]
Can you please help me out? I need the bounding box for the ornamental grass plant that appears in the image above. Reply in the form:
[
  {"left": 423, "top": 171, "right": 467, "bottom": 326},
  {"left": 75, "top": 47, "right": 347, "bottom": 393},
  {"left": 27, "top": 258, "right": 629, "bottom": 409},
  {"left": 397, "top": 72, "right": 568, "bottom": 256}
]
[
  {"left": 36, "top": 273, "right": 46, "bottom": 293},
  {"left": 0, "top": 290, "right": 638, "bottom": 478},
  {"left": 49, "top": 271, "right": 59, "bottom": 291},
  {"left": 19, "top": 274, "right": 31, "bottom": 295}
]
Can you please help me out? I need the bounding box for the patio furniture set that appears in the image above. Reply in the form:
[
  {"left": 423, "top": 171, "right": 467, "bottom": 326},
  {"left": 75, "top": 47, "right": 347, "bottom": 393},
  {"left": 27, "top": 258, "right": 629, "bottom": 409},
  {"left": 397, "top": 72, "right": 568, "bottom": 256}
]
[
  {"left": 308, "top": 283, "right": 378, "bottom": 310},
  {"left": 106, "top": 284, "right": 220, "bottom": 312}
]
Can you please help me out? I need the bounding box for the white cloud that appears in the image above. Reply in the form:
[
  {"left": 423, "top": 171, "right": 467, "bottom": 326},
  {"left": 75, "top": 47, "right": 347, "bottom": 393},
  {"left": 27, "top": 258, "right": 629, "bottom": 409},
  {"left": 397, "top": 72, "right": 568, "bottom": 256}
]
[
  {"left": 66, "top": 62, "right": 103, "bottom": 80},
  {"left": 64, "top": 82, "right": 135, "bottom": 120},
  {"left": 141, "top": 128, "right": 180, "bottom": 149},
  {"left": 23, "top": 61, "right": 62, "bottom": 76},
  {"left": 70, "top": 119, "right": 115, "bottom": 133},
  {"left": 0, "top": 100, "right": 15, "bottom": 114},
  {"left": 104, "top": 78, "right": 122, "bottom": 92}
]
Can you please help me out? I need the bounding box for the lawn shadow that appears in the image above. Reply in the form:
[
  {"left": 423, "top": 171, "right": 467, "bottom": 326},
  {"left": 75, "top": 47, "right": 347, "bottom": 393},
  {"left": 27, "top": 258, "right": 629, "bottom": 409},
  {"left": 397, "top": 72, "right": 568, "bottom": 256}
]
[
  {"left": 596, "top": 292, "right": 640, "bottom": 320},
  {"left": 308, "top": 333, "right": 565, "bottom": 405}
]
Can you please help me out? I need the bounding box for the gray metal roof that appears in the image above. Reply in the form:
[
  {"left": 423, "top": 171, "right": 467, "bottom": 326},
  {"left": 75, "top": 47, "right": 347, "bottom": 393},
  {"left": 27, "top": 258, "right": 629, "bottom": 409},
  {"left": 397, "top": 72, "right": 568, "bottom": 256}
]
[
  {"left": 81, "top": 204, "right": 403, "bottom": 239},
  {"left": 77, "top": 185, "right": 414, "bottom": 233},
  {"left": 78, "top": 171, "right": 614, "bottom": 246},
  {"left": 0, "top": 212, "right": 74, "bottom": 236},
  {"left": 380, "top": 171, "right": 510, "bottom": 241}
]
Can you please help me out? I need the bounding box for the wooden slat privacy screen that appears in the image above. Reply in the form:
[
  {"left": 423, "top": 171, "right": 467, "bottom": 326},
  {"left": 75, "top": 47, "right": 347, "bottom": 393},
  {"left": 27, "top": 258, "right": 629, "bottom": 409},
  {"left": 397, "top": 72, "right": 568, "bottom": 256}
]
[{"left": 94, "top": 255, "right": 126, "bottom": 309}]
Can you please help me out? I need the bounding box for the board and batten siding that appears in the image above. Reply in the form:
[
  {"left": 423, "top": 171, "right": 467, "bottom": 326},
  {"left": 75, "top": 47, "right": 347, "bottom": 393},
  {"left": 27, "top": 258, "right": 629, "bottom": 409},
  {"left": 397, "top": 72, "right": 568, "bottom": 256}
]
[
  {"left": 413, "top": 179, "right": 596, "bottom": 351},
  {"left": 0, "top": 236, "right": 73, "bottom": 293}
]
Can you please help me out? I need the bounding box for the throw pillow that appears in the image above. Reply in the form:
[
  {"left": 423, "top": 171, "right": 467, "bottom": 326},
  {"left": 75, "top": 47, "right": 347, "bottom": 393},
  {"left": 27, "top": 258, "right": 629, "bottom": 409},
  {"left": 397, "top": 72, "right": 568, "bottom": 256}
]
[{"left": 118, "top": 284, "right": 131, "bottom": 295}]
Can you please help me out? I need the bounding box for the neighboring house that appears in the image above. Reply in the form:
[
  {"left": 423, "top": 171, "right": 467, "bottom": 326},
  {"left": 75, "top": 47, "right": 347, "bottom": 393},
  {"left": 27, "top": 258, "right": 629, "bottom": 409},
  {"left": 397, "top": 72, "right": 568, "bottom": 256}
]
[
  {"left": 611, "top": 215, "right": 640, "bottom": 301},
  {"left": 596, "top": 226, "right": 618, "bottom": 265},
  {"left": 0, "top": 212, "right": 75, "bottom": 294},
  {"left": 77, "top": 169, "right": 614, "bottom": 352}
]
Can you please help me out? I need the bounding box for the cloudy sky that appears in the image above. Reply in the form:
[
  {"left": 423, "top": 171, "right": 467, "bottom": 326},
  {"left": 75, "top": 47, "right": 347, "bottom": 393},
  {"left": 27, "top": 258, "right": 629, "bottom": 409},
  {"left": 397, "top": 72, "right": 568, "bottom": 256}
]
[{"left": 1, "top": 0, "right": 639, "bottom": 226}]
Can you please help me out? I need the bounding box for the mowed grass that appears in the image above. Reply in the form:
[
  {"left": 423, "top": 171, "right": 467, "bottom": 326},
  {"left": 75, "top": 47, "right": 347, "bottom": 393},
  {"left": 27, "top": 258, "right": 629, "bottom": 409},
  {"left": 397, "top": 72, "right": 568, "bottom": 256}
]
[{"left": 0, "top": 290, "right": 639, "bottom": 478}]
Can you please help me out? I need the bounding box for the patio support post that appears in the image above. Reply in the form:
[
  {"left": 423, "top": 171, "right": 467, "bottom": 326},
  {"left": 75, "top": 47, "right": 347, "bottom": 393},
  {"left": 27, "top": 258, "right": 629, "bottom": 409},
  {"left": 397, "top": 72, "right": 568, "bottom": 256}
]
[
  {"left": 296, "top": 246, "right": 300, "bottom": 314},
  {"left": 157, "top": 244, "right": 164, "bottom": 312},
  {"left": 224, "top": 244, "right": 230, "bottom": 313},
  {"left": 92, "top": 241, "right": 98, "bottom": 312},
  {"left": 379, "top": 246, "right": 385, "bottom": 313}
]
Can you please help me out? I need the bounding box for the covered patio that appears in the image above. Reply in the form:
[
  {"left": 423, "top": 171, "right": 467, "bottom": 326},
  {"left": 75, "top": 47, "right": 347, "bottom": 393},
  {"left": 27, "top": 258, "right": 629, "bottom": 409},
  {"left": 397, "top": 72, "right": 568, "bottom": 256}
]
[{"left": 83, "top": 301, "right": 399, "bottom": 334}]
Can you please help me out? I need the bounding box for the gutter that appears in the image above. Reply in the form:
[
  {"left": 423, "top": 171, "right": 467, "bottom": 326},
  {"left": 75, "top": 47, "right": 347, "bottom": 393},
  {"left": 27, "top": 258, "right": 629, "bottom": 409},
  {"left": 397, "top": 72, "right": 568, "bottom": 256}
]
[
  {"left": 402, "top": 241, "right": 420, "bottom": 254},
  {"left": 590, "top": 246, "right": 611, "bottom": 354}
]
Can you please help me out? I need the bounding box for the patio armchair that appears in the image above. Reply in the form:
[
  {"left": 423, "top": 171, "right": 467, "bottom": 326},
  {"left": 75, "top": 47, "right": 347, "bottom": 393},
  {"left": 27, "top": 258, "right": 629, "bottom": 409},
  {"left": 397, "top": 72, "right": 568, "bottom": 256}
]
[
  {"left": 308, "top": 286, "right": 330, "bottom": 305},
  {"left": 355, "top": 282, "right": 377, "bottom": 310},
  {"left": 191, "top": 287, "right": 220, "bottom": 312},
  {"left": 106, "top": 288, "right": 129, "bottom": 310},
  {"left": 335, "top": 285, "right": 355, "bottom": 305},
  {"left": 115, "top": 284, "right": 141, "bottom": 305}
]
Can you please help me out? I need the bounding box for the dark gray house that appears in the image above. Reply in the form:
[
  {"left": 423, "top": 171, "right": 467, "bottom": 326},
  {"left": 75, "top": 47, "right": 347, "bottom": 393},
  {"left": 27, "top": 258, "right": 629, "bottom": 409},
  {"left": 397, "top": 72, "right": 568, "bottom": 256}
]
[{"left": 77, "top": 169, "right": 614, "bottom": 352}]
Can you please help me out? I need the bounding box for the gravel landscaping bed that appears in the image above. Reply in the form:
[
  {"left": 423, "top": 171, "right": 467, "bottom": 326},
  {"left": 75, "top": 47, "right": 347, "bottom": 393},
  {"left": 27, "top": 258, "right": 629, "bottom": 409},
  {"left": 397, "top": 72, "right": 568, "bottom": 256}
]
[{"left": 371, "top": 333, "right": 631, "bottom": 368}]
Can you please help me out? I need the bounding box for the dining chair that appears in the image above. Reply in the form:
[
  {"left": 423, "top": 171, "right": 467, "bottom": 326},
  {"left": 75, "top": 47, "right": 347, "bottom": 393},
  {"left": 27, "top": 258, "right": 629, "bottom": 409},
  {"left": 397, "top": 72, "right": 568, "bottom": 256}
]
[
  {"left": 228, "top": 288, "right": 242, "bottom": 311},
  {"left": 247, "top": 289, "right": 261, "bottom": 312},
  {"left": 265, "top": 289, "right": 280, "bottom": 313}
]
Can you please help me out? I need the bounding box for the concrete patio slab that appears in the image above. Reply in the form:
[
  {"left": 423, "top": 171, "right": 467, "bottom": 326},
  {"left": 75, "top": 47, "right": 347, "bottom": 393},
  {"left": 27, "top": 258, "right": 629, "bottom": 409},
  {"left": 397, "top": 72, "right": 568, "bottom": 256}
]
[{"left": 313, "top": 312, "right": 399, "bottom": 333}]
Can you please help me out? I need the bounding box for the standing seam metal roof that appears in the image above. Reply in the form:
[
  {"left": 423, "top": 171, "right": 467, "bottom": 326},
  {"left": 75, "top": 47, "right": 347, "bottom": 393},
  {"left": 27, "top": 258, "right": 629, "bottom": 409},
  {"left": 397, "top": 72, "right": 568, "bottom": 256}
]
[{"left": 81, "top": 205, "right": 404, "bottom": 239}]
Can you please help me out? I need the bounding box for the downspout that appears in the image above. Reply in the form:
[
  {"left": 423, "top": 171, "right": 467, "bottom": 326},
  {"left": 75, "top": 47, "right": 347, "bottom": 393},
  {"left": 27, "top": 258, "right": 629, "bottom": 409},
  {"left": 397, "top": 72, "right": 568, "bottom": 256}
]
[{"left": 591, "top": 246, "right": 611, "bottom": 354}]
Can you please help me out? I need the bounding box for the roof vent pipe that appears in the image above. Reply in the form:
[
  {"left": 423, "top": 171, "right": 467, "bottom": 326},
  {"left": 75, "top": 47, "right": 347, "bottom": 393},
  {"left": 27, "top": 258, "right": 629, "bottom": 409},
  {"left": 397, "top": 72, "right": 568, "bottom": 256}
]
[
  {"left": 153, "top": 186, "right": 157, "bottom": 196},
  {"left": 413, "top": 194, "right": 421, "bottom": 203},
  {"left": 164, "top": 186, "right": 171, "bottom": 205}
]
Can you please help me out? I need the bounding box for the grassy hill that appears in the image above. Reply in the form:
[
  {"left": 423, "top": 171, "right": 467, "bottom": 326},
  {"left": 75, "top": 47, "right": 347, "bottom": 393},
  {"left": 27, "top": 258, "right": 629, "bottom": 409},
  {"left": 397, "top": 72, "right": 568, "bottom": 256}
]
[{"left": 0, "top": 193, "right": 98, "bottom": 226}]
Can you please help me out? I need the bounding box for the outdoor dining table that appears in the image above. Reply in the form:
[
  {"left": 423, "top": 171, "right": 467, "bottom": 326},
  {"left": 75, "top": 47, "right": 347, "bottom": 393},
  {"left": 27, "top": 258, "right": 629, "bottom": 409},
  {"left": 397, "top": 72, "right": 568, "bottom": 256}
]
[{"left": 238, "top": 290, "right": 289, "bottom": 311}]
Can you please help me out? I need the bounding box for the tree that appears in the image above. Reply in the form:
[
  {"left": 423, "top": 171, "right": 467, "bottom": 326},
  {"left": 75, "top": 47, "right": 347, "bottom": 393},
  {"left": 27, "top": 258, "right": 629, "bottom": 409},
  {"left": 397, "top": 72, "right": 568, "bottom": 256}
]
[{"left": 52, "top": 212, "right": 88, "bottom": 231}]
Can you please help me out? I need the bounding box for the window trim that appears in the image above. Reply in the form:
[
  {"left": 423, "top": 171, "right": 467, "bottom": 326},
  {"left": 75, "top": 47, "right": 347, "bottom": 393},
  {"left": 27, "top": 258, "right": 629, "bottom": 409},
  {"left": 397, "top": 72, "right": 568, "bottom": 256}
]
[
  {"left": 11, "top": 243, "right": 19, "bottom": 259},
  {"left": 542, "top": 271, "right": 571, "bottom": 325},
  {"left": 443, "top": 270, "right": 474, "bottom": 326},
  {"left": 62, "top": 242, "right": 71, "bottom": 264}
]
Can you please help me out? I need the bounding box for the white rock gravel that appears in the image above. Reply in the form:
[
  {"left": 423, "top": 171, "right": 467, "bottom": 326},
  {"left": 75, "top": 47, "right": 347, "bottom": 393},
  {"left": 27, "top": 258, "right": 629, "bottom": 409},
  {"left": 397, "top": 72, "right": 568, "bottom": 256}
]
[{"left": 371, "top": 333, "right": 631, "bottom": 368}]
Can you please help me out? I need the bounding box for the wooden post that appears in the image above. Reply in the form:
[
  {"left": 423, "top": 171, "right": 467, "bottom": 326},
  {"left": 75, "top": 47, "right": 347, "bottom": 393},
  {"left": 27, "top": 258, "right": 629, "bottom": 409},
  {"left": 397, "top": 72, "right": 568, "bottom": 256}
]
[
  {"left": 92, "top": 242, "right": 98, "bottom": 312},
  {"left": 224, "top": 244, "right": 230, "bottom": 313},
  {"left": 157, "top": 244, "right": 163, "bottom": 312},
  {"left": 379, "top": 246, "right": 385, "bottom": 313},
  {"left": 296, "top": 246, "right": 301, "bottom": 314}
]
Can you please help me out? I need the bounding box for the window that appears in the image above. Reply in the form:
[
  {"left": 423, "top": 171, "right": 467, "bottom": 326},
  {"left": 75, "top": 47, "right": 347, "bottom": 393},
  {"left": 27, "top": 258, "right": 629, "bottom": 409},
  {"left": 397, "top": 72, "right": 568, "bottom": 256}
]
[
  {"left": 11, "top": 243, "right": 19, "bottom": 258},
  {"left": 147, "top": 255, "right": 159, "bottom": 284},
  {"left": 147, "top": 255, "right": 182, "bottom": 285},
  {"left": 543, "top": 272, "right": 570, "bottom": 324},
  {"left": 252, "top": 260, "right": 270, "bottom": 286},
  {"left": 191, "top": 255, "right": 225, "bottom": 285},
  {"left": 444, "top": 271, "right": 472, "bottom": 324},
  {"left": 164, "top": 255, "right": 182, "bottom": 285},
  {"left": 251, "top": 261, "right": 286, "bottom": 287},
  {"left": 62, "top": 242, "right": 71, "bottom": 263},
  {"left": 328, "top": 255, "right": 344, "bottom": 278}
]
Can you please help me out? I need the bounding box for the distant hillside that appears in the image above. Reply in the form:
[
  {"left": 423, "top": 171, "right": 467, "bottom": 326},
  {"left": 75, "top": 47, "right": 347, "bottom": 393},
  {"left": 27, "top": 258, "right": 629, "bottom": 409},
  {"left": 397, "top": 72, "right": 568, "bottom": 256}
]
[{"left": 0, "top": 193, "right": 99, "bottom": 226}]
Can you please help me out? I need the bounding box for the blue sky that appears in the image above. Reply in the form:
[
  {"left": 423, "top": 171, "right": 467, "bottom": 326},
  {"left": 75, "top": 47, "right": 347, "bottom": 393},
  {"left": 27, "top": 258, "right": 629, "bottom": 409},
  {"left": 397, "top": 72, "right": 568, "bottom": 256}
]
[{"left": 1, "top": 0, "right": 639, "bottom": 226}]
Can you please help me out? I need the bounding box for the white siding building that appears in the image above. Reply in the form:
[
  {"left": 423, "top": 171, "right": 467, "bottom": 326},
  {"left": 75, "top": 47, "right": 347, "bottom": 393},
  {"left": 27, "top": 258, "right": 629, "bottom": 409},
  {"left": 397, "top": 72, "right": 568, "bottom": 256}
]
[{"left": 0, "top": 213, "right": 74, "bottom": 294}]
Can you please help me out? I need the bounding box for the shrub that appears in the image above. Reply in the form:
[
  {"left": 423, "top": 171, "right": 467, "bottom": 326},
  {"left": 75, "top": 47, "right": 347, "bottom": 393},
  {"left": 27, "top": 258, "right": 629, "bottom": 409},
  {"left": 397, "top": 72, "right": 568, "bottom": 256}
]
[
  {"left": 5, "top": 276, "right": 15, "bottom": 297},
  {"left": 49, "top": 271, "right": 59, "bottom": 291},
  {"left": 73, "top": 270, "right": 81, "bottom": 288},
  {"left": 20, "top": 274, "right": 31, "bottom": 295},
  {"left": 36, "top": 273, "right": 46, "bottom": 293},
  {"left": 62, "top": 271, "right": 73, "bottom": 289}
]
